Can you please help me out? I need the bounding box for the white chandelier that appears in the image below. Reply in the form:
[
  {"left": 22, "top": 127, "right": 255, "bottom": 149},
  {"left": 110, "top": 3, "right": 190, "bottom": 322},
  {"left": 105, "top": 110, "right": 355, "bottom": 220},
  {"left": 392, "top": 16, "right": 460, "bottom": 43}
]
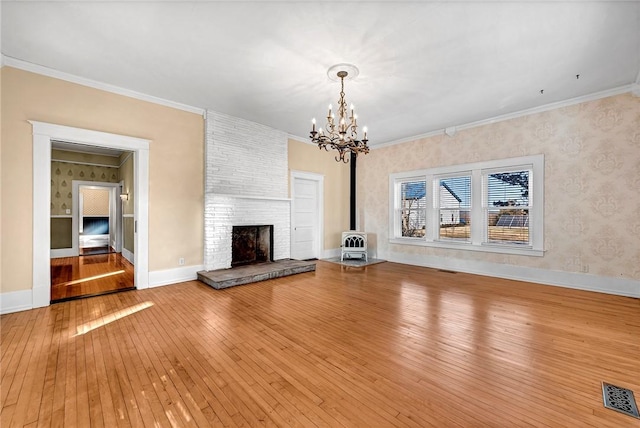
[{"left": 309, "top": 64, "right": 370, "bottom": 163}]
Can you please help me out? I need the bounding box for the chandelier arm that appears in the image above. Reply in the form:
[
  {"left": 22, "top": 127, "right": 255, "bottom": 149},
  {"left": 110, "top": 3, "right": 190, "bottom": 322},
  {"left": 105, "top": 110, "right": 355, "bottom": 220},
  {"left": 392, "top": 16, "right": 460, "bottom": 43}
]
[
  {"left": 326, "top": 121, "right": 337, "bottom": 137},
  {"left": 310, "top": 65, "right": 370, "bottom": 162},
  {"left": 336, "top": 150, "right": 350, "bottom": 163}
]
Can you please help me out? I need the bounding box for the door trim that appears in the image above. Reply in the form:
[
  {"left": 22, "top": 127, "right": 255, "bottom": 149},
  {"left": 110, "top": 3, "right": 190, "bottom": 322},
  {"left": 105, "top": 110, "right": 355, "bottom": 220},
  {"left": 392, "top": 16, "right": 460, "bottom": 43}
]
[
  {"left": 31, "top": 121, "right": 150, "bottom": 308},
  {"left": 290, "top": 170, "right": 324, "bottom": 260}
]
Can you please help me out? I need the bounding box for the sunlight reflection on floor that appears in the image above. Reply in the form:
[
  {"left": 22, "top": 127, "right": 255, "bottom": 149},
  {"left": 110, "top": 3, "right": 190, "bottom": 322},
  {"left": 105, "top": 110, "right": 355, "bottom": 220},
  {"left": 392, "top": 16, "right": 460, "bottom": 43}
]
[
  {"left": 74, "top": 301, "right": 154, "bottom": 336},
  {"left": 59, "top": 270, "right": 125, "bottom": 287}
]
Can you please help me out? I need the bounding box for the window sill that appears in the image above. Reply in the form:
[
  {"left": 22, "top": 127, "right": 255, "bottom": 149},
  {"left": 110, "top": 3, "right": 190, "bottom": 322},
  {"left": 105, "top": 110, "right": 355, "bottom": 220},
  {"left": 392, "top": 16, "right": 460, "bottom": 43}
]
[{"left": 389, "top": 238, "right": 544, "bottom": 257}]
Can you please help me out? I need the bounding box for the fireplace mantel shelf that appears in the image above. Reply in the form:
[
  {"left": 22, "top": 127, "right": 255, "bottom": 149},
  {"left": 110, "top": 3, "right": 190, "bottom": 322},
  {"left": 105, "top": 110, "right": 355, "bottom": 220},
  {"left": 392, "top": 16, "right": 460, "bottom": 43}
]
[{"left": 206, "top": 192, "right": 291, "bottom": 202}]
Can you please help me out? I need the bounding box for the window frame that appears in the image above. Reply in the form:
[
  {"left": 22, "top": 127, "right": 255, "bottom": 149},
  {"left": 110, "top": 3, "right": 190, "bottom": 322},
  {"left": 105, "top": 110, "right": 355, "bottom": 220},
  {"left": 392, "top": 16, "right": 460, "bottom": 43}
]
[
  {"left": 435, "top": 173, "right": 472, "bottom": 243},
  {"left": 482, "top": 165, "right": 532, "bottom": 248},
  {"left": 392, "top": 176, "right": 429, "bottom": 239},
  {"left": 389, "top": 154, "right": 544, "bottom": 256}
]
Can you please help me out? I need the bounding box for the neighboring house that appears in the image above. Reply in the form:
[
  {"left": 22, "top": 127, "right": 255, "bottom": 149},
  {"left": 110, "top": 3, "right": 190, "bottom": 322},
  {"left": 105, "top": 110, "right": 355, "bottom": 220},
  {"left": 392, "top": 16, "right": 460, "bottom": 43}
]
[
  {"left": 401, "top": 182, "right": 463, "bottom": 235},
  {"left": 439, "top": 182, "right": 462, "bottom": 225},
  {"left": 401, "top": 182, "right": 427, "bottom": 236}
]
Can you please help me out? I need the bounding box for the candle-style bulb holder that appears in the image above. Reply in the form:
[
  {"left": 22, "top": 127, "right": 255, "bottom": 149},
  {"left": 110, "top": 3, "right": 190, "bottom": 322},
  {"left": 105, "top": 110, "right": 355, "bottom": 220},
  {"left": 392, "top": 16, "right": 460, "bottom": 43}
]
[{"left": 309, "top": 64, "right": 370, "bottom": 163}]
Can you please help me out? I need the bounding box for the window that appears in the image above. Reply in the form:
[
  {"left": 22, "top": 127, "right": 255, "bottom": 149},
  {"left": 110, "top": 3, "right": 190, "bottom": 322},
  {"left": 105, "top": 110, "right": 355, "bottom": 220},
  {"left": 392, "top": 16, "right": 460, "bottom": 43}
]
[
  {"left": 438, "top": 175, "right": 471, "bottom": 242},
  {"left": 389, "top": 155, "right": 543, "bottom": 256},
  {"left": 397, "top": 179, "right": 427, "bottom": 238},
  {"left": 484, "top": 169, "right": 531, "bottom": 246}
]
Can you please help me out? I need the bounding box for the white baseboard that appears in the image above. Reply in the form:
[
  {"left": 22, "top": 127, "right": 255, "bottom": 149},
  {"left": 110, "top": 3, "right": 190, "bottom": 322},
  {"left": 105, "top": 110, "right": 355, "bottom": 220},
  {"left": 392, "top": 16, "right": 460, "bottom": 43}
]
[
  {"left": 122, "top": 248, "right": 134, "bottom": 265},
  {"left": 50, "top": 248, "right": 76, "bottom": 258},
  {"left": 1, "top": 264, "right": 205, "bottom": 314},
  {"left": 149, "top": 265, "right": 205, "bottom": 288},
  {"left": 6, "top": 253, "right": 633, "bottom": 315},
  {"left": 322, "top": 248, "right": 341, "bottom": 259},
  {"left": 0, "top": 289, "right": 33, "bottom": 315},
  {"left": 383, "top": 251, "right": 640, "bottom": 298}
]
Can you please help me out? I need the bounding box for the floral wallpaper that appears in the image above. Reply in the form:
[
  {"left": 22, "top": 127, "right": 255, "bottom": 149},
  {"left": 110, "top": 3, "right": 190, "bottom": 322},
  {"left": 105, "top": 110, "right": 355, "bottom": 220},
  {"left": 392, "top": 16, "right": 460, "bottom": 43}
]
[
  {"left": 50, "top": 161, "right": 119, "bottom": 216},
  {"left": 359, "top": 93, "right": 640, "bottom": 281}
]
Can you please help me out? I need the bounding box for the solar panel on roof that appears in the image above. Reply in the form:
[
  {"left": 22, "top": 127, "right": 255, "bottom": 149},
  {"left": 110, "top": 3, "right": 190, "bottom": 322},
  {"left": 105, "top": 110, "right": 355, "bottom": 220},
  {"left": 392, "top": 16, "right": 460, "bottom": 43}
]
[{"left": 496, "top": 215, "right": 528, "bottom": 227}]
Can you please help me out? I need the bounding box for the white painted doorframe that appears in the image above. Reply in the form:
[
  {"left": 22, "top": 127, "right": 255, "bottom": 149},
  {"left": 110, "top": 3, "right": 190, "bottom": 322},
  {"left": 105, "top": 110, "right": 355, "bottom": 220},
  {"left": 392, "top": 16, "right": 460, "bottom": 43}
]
[
  {"left": 73, "top": 181, "right": 122, "bottom": 256},
  {"left": 31, "top": 121, "right": 150, "bottom": 309},
  {"left": 290, "top": 170, "right": 324, "bottom": 260}
]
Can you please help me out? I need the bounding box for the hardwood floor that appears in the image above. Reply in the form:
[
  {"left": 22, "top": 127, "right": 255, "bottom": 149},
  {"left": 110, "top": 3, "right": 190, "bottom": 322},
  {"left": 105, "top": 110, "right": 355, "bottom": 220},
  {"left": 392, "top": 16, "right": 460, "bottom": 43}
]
[
  {"left": 50, "top": 253, "right": 134, "bottom": 302},
  {"left": 79, "top": 246, "right": 113, "bottom": 256},
  {"left": 2, "top": 261, "right": 639, "bottom": 427}
]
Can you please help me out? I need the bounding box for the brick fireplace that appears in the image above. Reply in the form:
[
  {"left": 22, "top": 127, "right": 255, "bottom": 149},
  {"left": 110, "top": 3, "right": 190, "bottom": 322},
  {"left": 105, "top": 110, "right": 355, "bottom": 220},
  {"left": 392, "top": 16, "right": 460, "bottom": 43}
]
[{"left": 203, "top": 111, "right": 290, "bottom": 271}]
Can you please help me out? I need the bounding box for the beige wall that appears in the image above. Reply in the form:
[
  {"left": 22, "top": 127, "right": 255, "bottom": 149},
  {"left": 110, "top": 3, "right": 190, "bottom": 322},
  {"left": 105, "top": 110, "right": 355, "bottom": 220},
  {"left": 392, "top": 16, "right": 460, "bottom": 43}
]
[
  {"left": 288, "top": 139, "right": 351, "bottom": 250},
  {"left": 359, "top": 93, "right": 640, "bottom": 281},
  {"left": 119, "top": 152, "right": 135, "bottom": 253},
  {"left": 119, "top": 152, "right": 134, "bottom": 216},
  {"left": 1, "top": 67, "right": 204, "bottom": 293},
  {"left": 123, "top": 217, "right": 135, "bottom": 255}
]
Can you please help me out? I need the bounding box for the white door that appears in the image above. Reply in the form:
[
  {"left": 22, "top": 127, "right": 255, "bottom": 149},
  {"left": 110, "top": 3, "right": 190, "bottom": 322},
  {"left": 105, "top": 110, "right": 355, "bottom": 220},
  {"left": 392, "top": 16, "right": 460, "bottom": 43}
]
[{"left": 291, "top": 172, "right": 323, "bottom": 260}]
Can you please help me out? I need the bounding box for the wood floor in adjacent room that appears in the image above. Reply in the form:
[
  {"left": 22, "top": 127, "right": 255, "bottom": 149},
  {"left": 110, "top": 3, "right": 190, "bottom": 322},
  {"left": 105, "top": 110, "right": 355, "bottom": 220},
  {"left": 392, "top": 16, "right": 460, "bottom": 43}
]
[
  {"left": 2, "top": 261, "right": 639, "bottom": 427},
  {"left": 50, "top": 253, "right": 134, "bottom": 302}
]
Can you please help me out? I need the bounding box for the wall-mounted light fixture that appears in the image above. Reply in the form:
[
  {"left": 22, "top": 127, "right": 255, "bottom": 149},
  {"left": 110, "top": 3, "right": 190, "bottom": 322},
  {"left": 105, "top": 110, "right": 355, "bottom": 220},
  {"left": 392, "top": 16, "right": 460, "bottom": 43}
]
[{"left": 120, "top": 192, "right": 129, "bottom": 201}]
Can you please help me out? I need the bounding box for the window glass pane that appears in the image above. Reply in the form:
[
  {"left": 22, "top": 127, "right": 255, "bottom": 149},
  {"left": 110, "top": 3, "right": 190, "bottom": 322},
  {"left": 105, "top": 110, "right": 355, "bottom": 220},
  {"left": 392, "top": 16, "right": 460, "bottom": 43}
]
[
  {"left": 487, "top": 171, "right": 530, "bottom": 207},
  {"left": 439, "top": 176, "right": 471, "bottom": 241},
  {"left": 400, "top": 181, "right": 426, "bottom": 237},
  {"left": 487, "top": 171, "right": 530, "bottom": 245},
  {"left": 487, "top": 208, "right": 530, "bottom": 244}
]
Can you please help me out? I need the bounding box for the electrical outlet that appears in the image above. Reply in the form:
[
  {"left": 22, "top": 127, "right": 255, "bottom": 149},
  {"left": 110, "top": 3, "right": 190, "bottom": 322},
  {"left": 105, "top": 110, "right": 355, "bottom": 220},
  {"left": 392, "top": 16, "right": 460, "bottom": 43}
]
[
  {"left": 179, "top": 258, "right": 185, "bottom": 266},
  {"left": 582, "top": 264, "right": 589, "bottom": 273}
]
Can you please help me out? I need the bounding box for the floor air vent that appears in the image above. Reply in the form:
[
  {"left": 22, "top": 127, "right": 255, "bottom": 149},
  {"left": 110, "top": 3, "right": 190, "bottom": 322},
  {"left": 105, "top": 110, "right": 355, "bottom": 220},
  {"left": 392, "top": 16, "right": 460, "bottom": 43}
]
[{"left": 602, "top": 382, "right": 639, "bottom": 418}]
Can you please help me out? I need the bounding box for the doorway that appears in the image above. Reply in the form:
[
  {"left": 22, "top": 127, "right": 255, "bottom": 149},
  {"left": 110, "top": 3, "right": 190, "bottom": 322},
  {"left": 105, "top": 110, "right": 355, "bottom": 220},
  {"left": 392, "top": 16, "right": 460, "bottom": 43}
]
[
  {"left": 49, "top": 145, "right": 134, "bottom": 301},
  {"left": 290, "top": 171, "right": 324, "bottom": 260},
  {"left": 79, "top": 185, "right": 113, "bottom": 255},
  {"left": 31, "top": 121, "right": 150, "bottom": 309},
  {"left": 76, "top": 183, "right": 118, "bottom": 256}
]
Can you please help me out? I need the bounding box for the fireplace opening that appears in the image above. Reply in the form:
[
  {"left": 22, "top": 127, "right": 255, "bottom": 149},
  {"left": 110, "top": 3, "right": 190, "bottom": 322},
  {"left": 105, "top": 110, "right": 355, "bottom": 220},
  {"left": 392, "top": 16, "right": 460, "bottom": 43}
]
[{"left": 231, "top": 225, "right": 274, "bottom": 267}]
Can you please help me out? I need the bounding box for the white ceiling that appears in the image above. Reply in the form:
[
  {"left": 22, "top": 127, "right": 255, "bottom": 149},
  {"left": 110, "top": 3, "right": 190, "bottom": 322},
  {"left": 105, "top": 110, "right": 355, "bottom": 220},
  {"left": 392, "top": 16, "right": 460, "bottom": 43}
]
[{"left": 3, "top": 1, "right": 639, "bottom": 146}]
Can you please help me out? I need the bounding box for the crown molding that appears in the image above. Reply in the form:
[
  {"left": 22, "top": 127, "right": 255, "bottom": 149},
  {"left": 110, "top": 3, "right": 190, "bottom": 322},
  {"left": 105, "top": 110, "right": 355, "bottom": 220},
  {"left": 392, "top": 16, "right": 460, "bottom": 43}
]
[
  {"left": 287, "top": 133, "right": 315, "bottom": 145},
  {"left": 375, "top": 84, "right": 635, "bottom": 150},
  {"left": 453, "top": 85, "right": 633, "bottom": 134},
  {"left": 5, "top": 53, "right": 636, "bottom": 142},
  {"left": 372, "top": 129, "right": 445, "bottom": 150},
  {"left": 2, "top": 55, "right": 206, "bottom": 116}
]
